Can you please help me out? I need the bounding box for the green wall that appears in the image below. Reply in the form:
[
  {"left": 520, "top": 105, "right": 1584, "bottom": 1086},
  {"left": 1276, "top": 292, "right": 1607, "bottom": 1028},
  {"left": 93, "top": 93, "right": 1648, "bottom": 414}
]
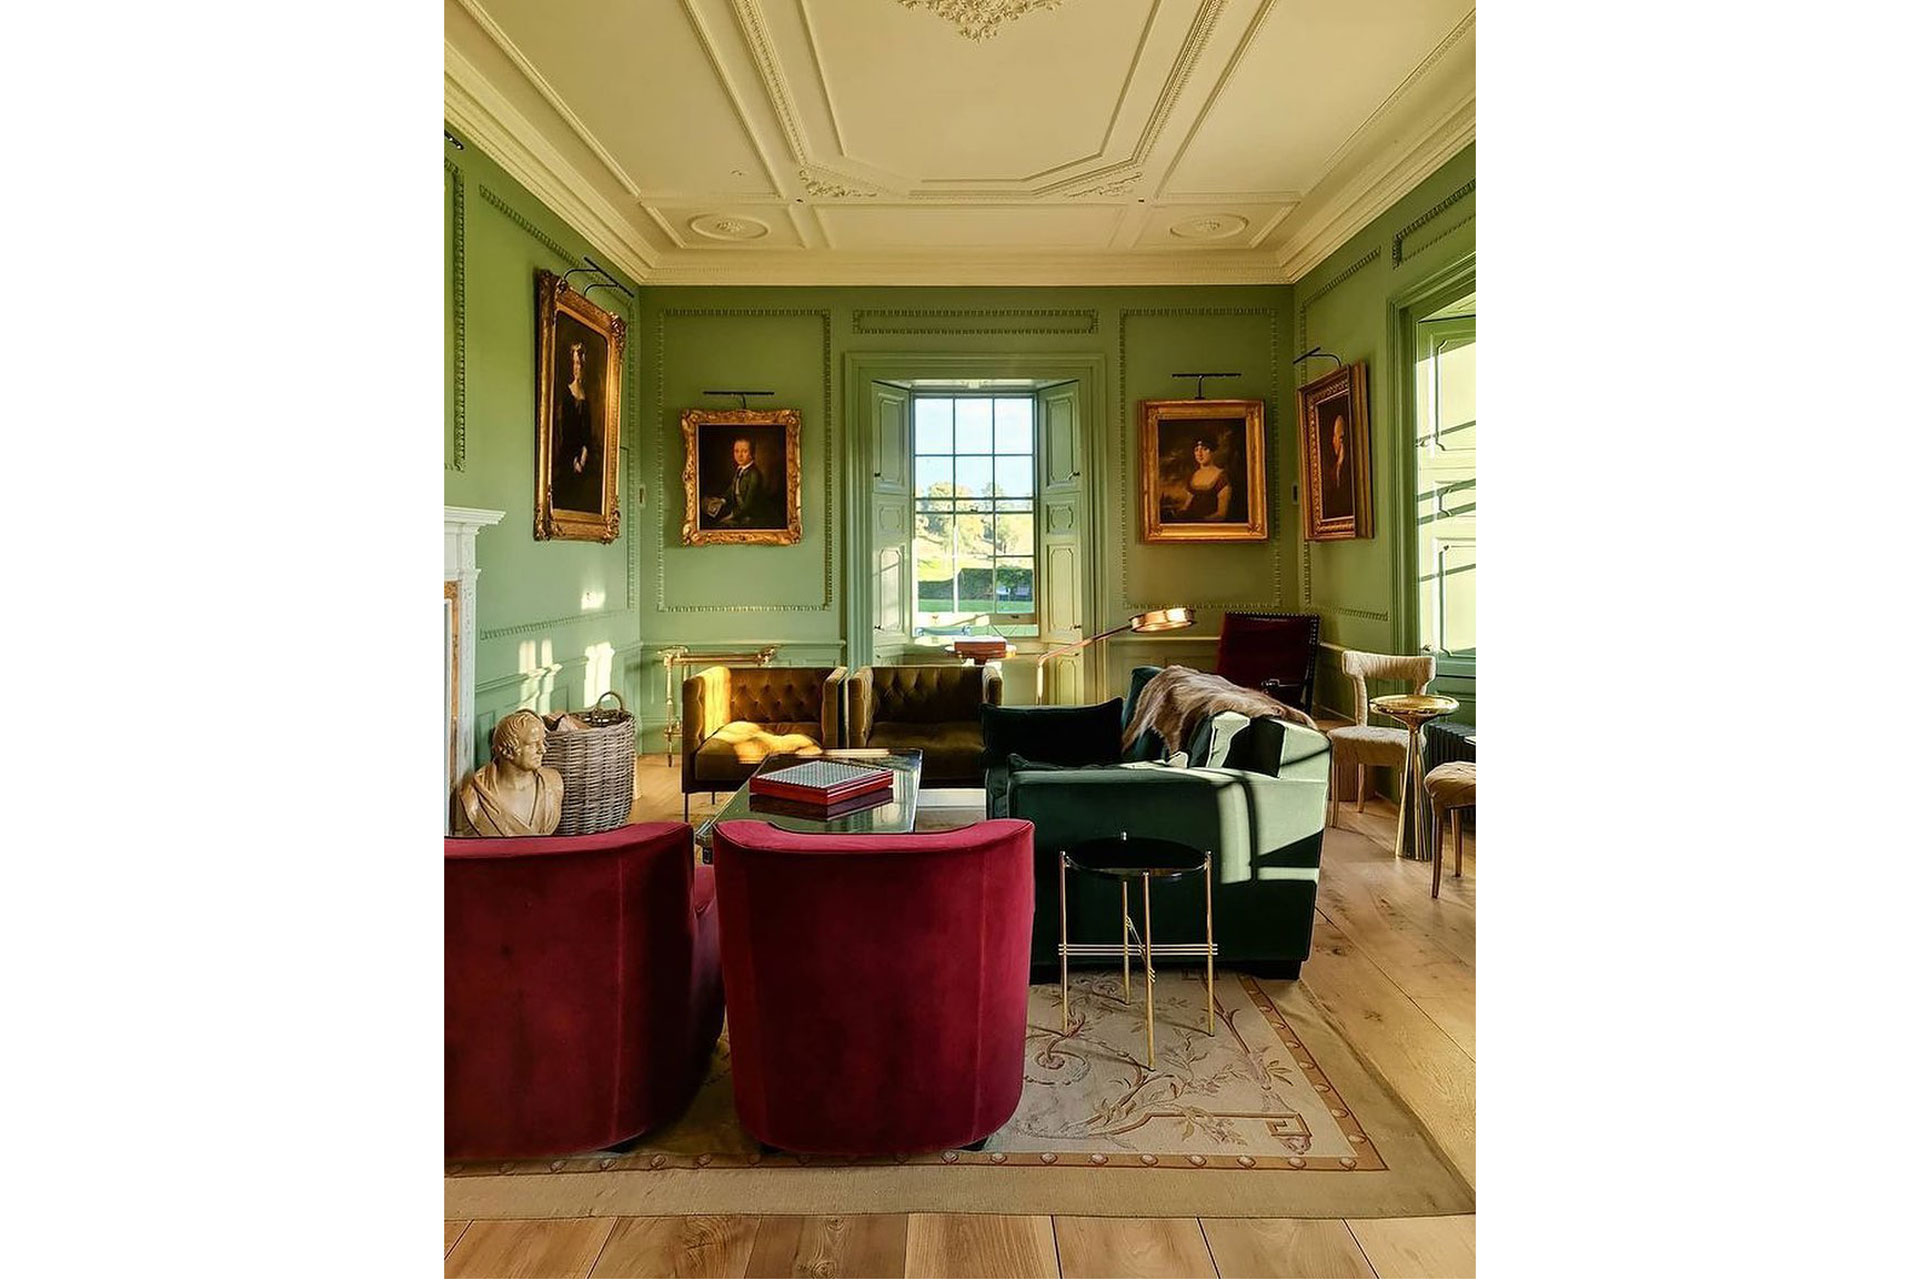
[
  {"left": 1294, "top": 143, "right": 1476, "bottom": 724},
  {"left": 447, "top": 122, "right": 1474, "bottom": 755},
  {"left": 444, "top": 128, "right": 648, "bottom": 753},
  {"left": 632, "top": 285, "right": 1299, "bottom": 737}
]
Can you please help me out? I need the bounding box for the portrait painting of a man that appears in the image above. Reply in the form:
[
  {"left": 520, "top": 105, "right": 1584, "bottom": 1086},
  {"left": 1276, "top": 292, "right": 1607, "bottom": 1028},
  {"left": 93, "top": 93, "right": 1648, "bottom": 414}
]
[
  {"left": 534, "top": 271, "right": 624, "bottom": 543},
  {"left": 1299, "top": 362, "right": 1373, "bottom": 541},
  {"left": 681, "top": 409, "right": 802, "bottom": 545}
]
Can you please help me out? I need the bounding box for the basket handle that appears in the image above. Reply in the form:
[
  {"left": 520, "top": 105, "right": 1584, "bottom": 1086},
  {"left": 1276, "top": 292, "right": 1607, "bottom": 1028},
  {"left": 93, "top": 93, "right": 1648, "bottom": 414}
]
[{"left": 593, "top": 689, "right": 626, "bottom": 714}]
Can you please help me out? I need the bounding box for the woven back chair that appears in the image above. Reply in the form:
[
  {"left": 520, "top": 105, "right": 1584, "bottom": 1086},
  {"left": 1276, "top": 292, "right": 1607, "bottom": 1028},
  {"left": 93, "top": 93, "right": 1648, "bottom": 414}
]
[{"left": 1326, "top": 651, "right": 1436, "bottom": 828}]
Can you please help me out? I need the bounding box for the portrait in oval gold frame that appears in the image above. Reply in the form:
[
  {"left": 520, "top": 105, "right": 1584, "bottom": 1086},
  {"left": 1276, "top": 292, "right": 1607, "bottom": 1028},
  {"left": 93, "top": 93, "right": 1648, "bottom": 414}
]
[
  {"left": 1139, "top": 398, "right": 1268, "bottom": 543},
  {"left": 534, "top": 270, "right": 624, "bottom": 543},
  {"left": 680, "top": 409, "right": 802, "bottom": 546}
]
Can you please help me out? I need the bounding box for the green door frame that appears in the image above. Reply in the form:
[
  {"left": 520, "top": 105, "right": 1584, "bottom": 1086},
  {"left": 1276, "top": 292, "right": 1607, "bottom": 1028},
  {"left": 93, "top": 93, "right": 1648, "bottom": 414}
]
[{"left": 1384, "top": 253, "right": 1476, "bottom": 660}]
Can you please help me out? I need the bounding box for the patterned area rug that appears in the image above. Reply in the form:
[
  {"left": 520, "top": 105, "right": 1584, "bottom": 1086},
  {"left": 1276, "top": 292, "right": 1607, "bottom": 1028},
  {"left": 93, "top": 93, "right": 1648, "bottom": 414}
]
[{"left": 445, "top": 971, "right": 1473, "bottom": 1219}]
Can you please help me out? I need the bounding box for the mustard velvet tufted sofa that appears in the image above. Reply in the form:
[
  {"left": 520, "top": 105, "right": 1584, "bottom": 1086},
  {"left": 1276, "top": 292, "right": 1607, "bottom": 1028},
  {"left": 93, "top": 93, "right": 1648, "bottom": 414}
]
[
  {"left": 681, "top": 666, "right": 849, "bottom": 818},
  {"left": 845, "top": 664, "right": 1002, "bottom": 787}
]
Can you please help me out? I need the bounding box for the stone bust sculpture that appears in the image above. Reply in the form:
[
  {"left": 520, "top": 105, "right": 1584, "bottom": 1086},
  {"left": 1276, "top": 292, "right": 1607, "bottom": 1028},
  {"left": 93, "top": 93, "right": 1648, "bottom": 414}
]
[{"left": 451, "top": 709, "right": 564, "bottom": 837}]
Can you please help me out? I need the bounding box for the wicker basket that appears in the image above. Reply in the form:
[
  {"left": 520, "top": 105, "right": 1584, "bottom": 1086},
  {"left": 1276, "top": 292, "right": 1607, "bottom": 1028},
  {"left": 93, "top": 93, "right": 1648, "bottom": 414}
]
[{"left": 543, "top": 691, "right": 635, "bottom": 836}]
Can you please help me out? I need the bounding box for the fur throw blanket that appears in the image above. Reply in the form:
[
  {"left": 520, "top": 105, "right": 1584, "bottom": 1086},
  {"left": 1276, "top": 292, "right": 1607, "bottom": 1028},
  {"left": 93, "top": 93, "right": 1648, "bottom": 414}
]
[{"left": 1122, "top": 664, "right": 1317, "bottom": 754}]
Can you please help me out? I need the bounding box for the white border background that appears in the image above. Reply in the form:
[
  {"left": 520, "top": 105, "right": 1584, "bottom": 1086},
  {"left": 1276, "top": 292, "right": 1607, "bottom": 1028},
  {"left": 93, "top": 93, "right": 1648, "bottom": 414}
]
[{"left": 3, "top": 2, "right": 1917, "bottom": 1275}]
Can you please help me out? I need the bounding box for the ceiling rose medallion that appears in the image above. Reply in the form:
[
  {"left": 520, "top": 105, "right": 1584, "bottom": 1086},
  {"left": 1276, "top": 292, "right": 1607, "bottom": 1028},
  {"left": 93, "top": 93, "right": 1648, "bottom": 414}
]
[
  {"left": 1170, "top": 213, "right": 1249, "bottom": 241},
  {"left": 688, "top": 213, "right": 771, "bottom": 242},
  {"left": 895, "top": 0, "right": 1069, "bottom": 42}
]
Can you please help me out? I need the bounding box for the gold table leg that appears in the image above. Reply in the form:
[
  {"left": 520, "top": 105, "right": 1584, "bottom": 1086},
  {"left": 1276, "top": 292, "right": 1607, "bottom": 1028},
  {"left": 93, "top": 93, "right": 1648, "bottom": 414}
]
[
  {"left": 1121, "top": 880, "right": 1130, "bottom": 1002},
  {"left": 1203, "top": 853, "right": 1215, "bottom": 1034},
  {"left": 1059, "top": 852, "right": 1069, "bottom": 1034},
  {"left": 1142, "top": 872, "right": 1155, "bottom": 1069}
]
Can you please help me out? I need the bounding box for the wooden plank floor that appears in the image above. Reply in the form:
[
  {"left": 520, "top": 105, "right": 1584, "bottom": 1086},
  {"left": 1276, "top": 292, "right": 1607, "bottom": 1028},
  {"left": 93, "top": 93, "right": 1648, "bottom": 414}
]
[{"left": 447, "top": 755, "right": 1476, "bottom": 1279}]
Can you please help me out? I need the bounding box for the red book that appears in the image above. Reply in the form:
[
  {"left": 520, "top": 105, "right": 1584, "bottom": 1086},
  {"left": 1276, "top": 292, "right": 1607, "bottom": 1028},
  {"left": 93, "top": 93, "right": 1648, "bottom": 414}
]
[
  {"left": 749, "top": 789, "right": 894, "bottom": 820},
  {"left": 749, "top": 759, "right": 895, "bottom": 804}
]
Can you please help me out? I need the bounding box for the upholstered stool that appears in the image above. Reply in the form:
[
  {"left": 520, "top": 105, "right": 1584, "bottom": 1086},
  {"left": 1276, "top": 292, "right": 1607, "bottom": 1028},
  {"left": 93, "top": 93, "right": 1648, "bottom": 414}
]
[{"left": 1423, "top": 761, "right": 1477, "bottom": 898}]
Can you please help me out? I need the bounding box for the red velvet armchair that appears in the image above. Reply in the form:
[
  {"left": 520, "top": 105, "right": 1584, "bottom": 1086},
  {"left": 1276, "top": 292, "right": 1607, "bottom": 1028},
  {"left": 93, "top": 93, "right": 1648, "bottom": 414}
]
[
  {"left": 711, "top": 819, "right": 1035, "bottom": 1155},
  {"left": 445, "top": 822, "right": 724, "bottom": 1159}
]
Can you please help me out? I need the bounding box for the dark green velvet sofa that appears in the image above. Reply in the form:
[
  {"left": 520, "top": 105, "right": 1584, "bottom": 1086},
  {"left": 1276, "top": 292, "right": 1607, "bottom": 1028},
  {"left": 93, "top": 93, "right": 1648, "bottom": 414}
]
[{"left": 984, "top": 667, "right": 1332, "bottom": 980}]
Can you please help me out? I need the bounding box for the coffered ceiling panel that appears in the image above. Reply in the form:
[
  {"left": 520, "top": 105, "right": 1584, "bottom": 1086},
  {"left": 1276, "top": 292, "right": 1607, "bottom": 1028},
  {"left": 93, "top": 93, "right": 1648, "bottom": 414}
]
[
  {"left": 445, "top": 0, "right": 1475, "bottom": 284},
  {"left": 466, "top": 0, "right": 780, "bottom": 198},
  {"left": 787, "top": 0, "right": 1156, "bottom": 185}
]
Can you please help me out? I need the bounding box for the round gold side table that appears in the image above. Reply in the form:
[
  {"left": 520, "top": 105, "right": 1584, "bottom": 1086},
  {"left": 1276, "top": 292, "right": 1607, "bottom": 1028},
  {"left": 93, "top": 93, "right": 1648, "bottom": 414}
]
[{"left": 1368, "top": 693, "right": 1460, "bottom": 863}]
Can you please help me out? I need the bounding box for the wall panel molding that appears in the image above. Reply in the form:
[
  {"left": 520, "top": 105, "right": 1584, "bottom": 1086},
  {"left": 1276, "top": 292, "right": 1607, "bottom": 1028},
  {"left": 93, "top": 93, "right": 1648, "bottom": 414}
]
[
  {"left": 1116, "top": 306, "right": 1286, "bottom": 611},
  {"left": 446, "top": 155, "right": 468, "bottom": 472},
  {"left": 851, "top": 308, "right": 1099, "bottom": 336},
  {"left": 478, "top": 183, "right": 584, "bottom": 266},
  {"left": 655, "top": 308, "right": 835, "bottom": 612},
  {"left": 1300, "top": 246, "right": 1380, "bottom": 313},
  {"left": 1393, "top": 178, "right": 1475, "bottom": 267}
]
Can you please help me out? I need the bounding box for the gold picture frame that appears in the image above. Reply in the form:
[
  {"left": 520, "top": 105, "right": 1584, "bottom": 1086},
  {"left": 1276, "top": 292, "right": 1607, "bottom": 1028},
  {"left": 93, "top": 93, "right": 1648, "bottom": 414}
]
[
  {"left": 1139, "top": 399, "right": 1268, "bottom": 543},
  {"left": 534, "top": 270, "right": 624, "bottom": 543},
  {"left": 1298, "top": 362, "right": 1373, "bottom": 541},
  {"left": 680, "top": 408, "right": 802, "bottom": 546}
]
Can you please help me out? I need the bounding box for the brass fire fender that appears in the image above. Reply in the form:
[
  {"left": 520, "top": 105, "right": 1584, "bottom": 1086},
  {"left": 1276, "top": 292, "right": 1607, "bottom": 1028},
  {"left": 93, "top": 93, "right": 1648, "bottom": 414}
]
[{"left": 659, "top": 646, "right": 780, "bottom": 763}]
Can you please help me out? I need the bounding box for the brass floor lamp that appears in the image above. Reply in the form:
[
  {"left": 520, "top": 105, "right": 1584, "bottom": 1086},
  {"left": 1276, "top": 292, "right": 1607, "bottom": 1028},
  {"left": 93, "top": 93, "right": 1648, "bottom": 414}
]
[{"left": 1035, "top": 607, "right": 1194, "bottom": 703}]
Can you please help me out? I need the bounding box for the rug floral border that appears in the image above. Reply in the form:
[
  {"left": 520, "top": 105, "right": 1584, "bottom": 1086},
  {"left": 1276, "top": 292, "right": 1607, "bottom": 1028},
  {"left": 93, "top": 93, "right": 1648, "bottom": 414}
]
[{"left": 447, "top": 978, "right": 1385, "bottom": 1177}]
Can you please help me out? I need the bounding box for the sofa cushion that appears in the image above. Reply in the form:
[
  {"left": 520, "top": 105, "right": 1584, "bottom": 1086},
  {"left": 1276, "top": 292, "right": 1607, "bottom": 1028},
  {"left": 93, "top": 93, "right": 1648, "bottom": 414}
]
[
  {"left": 980, "top": 698, "right": 1123, "bottom": 768},
  {"left": 869, "top": 720, "right": 984, "bottom": 782},
  {"left": 871, "top": 666, "right": 988, "bottom": 722},
  {"left": 693, "top": 722, "right": 824, "bottom": 783}
]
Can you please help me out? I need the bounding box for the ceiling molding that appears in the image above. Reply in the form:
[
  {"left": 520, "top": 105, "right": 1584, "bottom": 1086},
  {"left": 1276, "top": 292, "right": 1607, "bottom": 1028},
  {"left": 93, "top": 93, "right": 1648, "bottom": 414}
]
[
  {"left": 642, "top": 249, "right": 1285, "bottom": 287},
  {"left": 1270, "top": 93, "right": 1475, "bottom": 283},
  {"left": 447, "top": 1, "right": 1474, "bottom": 287},
  {"left": 443, "top": 44, "right": 659, "bottom": 281},
  {"left": 450, "top": 0, "right": 647, "bottom": 199}
]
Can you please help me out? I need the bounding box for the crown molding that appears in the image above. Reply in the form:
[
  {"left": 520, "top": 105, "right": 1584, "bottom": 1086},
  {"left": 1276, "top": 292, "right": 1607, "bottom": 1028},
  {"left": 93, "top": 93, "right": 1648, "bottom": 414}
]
[
  {"left": 641, "top": 249, "right": 1286, "bottom": 287},
  {"left": 443, "top": 43, "right": 659, "bottom": 282},
  {"left": 1269, "top": 14, "right": 1476, "bottom": 282},
  {"left": 1271, "top": 93, "right": 1474, "bottom": 284}
]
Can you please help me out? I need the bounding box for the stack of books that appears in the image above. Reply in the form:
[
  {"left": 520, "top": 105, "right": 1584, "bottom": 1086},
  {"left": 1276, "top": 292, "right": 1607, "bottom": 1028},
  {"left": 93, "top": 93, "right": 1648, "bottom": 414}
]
[{"left": 748, "top": 759, "right": 894, "bottom": 817}]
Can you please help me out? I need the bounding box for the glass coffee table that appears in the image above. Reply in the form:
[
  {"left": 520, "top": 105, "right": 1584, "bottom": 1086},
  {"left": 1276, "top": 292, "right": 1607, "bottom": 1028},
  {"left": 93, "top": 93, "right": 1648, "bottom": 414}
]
[{"left": 694, "top": 749, "right": 923, "bottom": 861}]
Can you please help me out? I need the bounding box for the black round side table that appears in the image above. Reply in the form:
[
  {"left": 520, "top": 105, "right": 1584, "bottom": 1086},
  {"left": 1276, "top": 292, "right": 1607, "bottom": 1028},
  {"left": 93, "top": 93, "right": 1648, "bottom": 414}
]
[{"left": 1059, "top": 833, "right": 1214, "bottom": 1068}]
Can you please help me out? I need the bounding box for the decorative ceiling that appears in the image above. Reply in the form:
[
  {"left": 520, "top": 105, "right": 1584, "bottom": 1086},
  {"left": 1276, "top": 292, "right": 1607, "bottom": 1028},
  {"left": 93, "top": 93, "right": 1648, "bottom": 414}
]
[{"left": 444, "top": 0, "right": 1475, "bottom": 284}]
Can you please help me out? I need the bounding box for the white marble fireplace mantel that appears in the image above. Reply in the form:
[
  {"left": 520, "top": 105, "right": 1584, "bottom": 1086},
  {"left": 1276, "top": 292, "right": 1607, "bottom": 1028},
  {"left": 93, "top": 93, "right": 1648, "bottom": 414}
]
[{"left": 445, "top": 506, "right": 504, "bottom": 813}]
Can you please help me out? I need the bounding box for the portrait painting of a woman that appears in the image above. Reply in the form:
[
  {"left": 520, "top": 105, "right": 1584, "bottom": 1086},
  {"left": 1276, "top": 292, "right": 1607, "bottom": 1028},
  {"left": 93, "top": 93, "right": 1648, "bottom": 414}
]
[
  {"left": 534, "top": 270, "right": 624, "bottom": 543},
  {"left": 550, "top": 319, "right": 603, "bottom": 516},
  {"left": 1140, "top": 399, "right": 1267, "bottom": 543}
]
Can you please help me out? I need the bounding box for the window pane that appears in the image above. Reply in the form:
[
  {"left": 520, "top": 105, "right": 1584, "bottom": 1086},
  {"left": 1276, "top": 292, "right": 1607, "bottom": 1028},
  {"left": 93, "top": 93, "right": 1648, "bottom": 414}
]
[
  {"left": 994, "top": 398, "right": 1034, "bottom": 454},
  {"left": 994, "top": 455, "right": 1033, "bottom": 497},
  {"left": 914, "top": 456, "right": 952, "bottom": 497},
  {"left": 913, "top": 398, "right": 952, "bottom": 454},
  {"left": 914, "top": 516, "right": 956, "bottom": 614},
  {"left": 992, "top": 512, "right": 1034, "bottom": 555},
  {"left": 954, "top": 398, "right": 994, "bottom": 453},
  {"left": 992, "top": 559, "right": 1034, "bottom": 611},
  {"left": 953, "top": 511, "right": 990, "bottom": 566},
  {"left": 953, "top": 455, "right": 993, "bottom": 497}
]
